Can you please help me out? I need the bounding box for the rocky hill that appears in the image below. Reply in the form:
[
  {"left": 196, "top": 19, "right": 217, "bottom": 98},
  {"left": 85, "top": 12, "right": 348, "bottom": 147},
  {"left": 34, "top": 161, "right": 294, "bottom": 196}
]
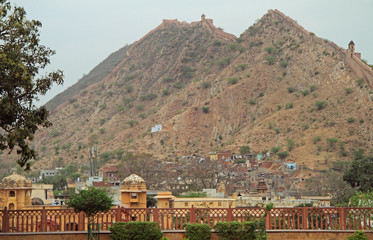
[{"left": 24, "top": 10, "right": 373, "bottom": 171}]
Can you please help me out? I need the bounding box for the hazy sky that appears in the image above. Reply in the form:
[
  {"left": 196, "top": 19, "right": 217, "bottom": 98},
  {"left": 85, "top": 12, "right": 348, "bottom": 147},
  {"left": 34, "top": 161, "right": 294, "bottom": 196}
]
[{"left": 11, "top": 0, "right": 373, "bottom": 105}]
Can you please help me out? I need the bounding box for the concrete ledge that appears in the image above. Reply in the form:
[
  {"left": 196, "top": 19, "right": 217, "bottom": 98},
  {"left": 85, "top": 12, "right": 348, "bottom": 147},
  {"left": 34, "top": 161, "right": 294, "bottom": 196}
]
[
  {"left": 0, "top": 230, "right": 372, "bottom": 240},
  {"left": 267, "top": 229, "right": 373, "bottom": 233},
  {"left": 267, "top": 230, "right": 373, "bottom": 240}
]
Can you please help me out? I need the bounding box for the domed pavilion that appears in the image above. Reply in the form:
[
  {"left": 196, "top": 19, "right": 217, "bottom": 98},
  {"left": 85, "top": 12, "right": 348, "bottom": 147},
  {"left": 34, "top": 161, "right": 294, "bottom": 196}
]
[
  {"left": 0, "top": 172, "right": 32, "bottom": 210},
  {"left": 120, "top": 174, "right": 147, "bottom": 208}
]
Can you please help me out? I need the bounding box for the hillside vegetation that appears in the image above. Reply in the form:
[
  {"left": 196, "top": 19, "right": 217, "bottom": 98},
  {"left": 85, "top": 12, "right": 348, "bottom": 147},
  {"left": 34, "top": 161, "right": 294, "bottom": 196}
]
[{"left": 9, "top": 10, "right": 372, "bottom": 173}]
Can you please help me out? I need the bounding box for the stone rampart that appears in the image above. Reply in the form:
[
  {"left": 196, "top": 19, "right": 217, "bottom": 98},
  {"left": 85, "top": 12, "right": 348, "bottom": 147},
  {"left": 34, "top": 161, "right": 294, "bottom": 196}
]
[
  {"left": 269, "top": 9, "right": 309, "bottom": 37},
  {"left": 198, "top": 18, "right": 236, "bottom": 41},
  {"left": 111, "top": 16, "right": 236, "bottom": 76},
  {"left": 346, "top": 51, "right": 373, "bottom": 88}
]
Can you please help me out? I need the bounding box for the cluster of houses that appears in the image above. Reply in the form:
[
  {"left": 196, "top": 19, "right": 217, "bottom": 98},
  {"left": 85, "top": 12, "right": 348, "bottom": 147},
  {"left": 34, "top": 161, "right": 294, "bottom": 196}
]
[
  {"left": 0, "top": 170, "right": 330, "bottom": 212},
  {"left": 0, "top": 149, "right": 331, "bottom": 210},
  {"left": 163, "top": 150, "right": 302, "bottom": 197}
]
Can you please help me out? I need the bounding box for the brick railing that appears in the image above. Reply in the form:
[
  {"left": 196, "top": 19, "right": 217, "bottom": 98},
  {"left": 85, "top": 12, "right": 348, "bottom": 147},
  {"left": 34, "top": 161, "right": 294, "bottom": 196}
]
[{"left": 1, "top": 207, "right": 372, "bottom": 232}]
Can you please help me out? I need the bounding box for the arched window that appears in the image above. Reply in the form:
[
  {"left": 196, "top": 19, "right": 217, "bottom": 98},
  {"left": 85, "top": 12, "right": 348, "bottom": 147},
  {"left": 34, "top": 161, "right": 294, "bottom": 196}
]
[
  {"left": 9, "top": 203, "right": 15, "bottom": 210},
  {"left": 9, "top": 191, "right": 15, "bottom": 197}
]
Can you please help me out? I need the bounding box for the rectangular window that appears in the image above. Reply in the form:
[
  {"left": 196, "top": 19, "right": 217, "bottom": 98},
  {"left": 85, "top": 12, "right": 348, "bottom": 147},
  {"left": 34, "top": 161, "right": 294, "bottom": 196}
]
[{"left": 131, "top": 193, "right": 137, "bottom": 199}]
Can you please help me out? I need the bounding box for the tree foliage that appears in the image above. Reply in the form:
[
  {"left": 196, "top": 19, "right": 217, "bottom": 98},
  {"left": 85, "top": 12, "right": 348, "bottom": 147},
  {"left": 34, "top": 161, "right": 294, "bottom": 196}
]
[
  {"left": 68, "top": 187, "right": 113, "bottom": 223},
  {"left": 239, "top": 146, "right": 250, "bottom": 155},
  {"left": 347, "top": 231, "right": 369, "bottom": 240},
  {"left": 349, "top": 191, "right": 373, "bottom": 207},
  {"left": 39, "top": 174, "right": 67, "bottom": 190},
  {"left": 185, "top": 223, "right": 211, "bottom": 240},
  {"left": 110, "top": 222, "right": 163, "bottom": 240},
  {"left": 343, "top": 151, "right": 373, "bottom": 192},
  {"left": 0, "top": 0, "right": 63, "bottom": 169},
  {"left": 304, "top": 172, "right": 355, "bottom": 206}
]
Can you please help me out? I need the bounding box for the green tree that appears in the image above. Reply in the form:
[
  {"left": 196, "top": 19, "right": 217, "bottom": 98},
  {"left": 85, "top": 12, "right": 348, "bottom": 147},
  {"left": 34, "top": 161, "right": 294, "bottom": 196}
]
[
  {"left": 277, "top": 151, "right": 289, "bottom": 159},
  {"left": 287, "top": 139, "right": 295, "bottom": 151},
  {"left": 343, "top": 152, "right": 373, "bottom": 192},
  {"left": 326, "top": 137, "right": 339, "bottom": 150},
  {"left": 146, "top": 195, "right": 157, "bottom": 208},
  {"left": 271, "top": 146, "right": 281, "bottom": 154},
  {"left": 347, "top": 231, "right": 369, "bottom": 240},
  {"left": 349, "top": 191, "right": 373, "bottom": 207},
  {"left": 68, "top": 187, "right": 113, "bottom": 225},
  {"left": 0, "top": 0, "right": 64, "bottom": 169},
  {"left": 263, "top": 55, "right": 276, "bottom": 65},
  {"left": 315, "top": 100, "right": 327, "bottom": 110},
  {"left": 126, "top": 120, "right": 139, "bottom": 127},
  {"left": 324, "top": 172, "right": 355, "bottom": 206},
  {"left": 239, "top": 146, "right": 250, "bottom": 155},
  {"left": 39, "top": 174, "right": 67, "bottom": 190}
]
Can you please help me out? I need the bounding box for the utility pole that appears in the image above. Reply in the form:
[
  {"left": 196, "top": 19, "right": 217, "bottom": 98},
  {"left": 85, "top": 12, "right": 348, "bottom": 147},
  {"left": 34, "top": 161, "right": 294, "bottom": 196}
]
[{"left": 88, "top": 145, "right": 98, "bottom": 176}]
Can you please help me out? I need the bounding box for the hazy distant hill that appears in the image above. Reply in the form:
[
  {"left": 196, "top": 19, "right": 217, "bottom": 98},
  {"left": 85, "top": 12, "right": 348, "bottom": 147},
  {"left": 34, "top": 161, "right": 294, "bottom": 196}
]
[
  {"left": 31, "top": 10, "right": 372, "bottom": 172},
  {"left": 45, "top": 45, "right": 129, "bottom": 110}
]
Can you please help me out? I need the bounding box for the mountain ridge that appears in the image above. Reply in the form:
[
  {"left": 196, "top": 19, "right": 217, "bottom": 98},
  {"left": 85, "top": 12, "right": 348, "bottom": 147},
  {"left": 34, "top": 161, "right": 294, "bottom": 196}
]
[{"left": 24, "top": 9, "right": 373, "bottom": 173}]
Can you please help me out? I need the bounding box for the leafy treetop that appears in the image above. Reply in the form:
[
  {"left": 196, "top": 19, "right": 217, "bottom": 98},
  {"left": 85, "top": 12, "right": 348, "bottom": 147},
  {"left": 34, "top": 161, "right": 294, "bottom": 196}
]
[
  {"left": 0, "top": 0, "right": 63, "bottom": 169},
  {"left": 343, "top": 150, "right": 373, "bottom": 192},
  {"left": 68, "top": 187, "right": 113, "bottom": 222}
]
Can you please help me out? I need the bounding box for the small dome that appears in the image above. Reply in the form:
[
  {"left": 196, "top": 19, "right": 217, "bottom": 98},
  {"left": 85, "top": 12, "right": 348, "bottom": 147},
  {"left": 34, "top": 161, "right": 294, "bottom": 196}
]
[
  {"left": 0, "top": 172, "right": 32, "bottom": 189},
  {"left": 32, "top": 197, "right": 44, "bottom": 205},
  {"left": 122, "top": 174, "right": 145, "bottom": 184}
]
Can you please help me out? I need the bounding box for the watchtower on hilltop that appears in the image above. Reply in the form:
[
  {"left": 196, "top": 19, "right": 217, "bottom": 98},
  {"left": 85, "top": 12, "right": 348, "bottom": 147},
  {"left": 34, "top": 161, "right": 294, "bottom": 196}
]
[
  {"left": 348, "top": 40, "right": 361, "bottom": 59},
  {"left": 348, "top": 40, "right": 355, "bottom": 56}
]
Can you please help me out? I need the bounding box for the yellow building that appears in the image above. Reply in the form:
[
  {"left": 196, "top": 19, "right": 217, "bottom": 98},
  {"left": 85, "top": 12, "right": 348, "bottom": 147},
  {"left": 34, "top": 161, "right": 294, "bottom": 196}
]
[
  {"left": 0, "top": 172, "right": 32, "bottom": 210},
  {"left": 31, "top": 184, "right": 54, "bottom": 205},
  {"left": 209, "top": 153, "right": 218, "bottom": 161},
  {"left": 155, "top": 191, "right": 176, "bottom": 208},
  {"left": 120, "top": 174, "right": 147, "bottom": 208},
  {"left": 155, "top": 191, "right": 235, "bottom": 208},
  {"left": 170, "top": 198, "right": 235, "bottom": 208}
]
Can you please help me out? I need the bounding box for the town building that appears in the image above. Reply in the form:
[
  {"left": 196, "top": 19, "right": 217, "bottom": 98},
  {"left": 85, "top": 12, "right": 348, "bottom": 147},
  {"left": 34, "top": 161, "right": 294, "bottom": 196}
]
[
  {"left": 31, "top": 184, "right": 54, "bottom": 205},
  {"left": 120, "top": 174, "right": 147, "bottom": 208},
  {"left": 0, "top": 172, "right": 32, "bottom": 210}
]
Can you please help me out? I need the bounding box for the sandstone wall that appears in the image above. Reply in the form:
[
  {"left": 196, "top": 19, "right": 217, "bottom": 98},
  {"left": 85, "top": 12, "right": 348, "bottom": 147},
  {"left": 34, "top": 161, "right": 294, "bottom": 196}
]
[{"left": 346, "top": 51, "right": 373, "bottom": 88}]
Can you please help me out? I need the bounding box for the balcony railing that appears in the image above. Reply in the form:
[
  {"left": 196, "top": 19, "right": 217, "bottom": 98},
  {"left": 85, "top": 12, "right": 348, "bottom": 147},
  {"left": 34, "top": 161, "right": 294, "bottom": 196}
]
[{"left": 0, "top": 207, "right": 372, "bottom": 232}]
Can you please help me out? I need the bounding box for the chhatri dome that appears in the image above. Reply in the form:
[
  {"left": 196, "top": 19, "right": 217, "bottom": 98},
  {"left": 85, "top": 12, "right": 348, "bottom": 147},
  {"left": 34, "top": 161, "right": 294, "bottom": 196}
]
[
  {"left": 0, "top": 172, "right": 32, "bottom": 189},
  {"left": 122, "top": 174, "right": 146, "bottom": 184},
  {"left": 0, "top": 172, "right": 32, "bottom": 210},
  {"left": 121, "top": 174, "right": 147, "bottom": 208}
]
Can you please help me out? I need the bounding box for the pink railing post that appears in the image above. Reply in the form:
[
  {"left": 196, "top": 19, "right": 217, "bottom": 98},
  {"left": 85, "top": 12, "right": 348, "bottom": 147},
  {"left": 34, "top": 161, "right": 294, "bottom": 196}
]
[
  {"left": 339, "top": 207, "right": 346, "bottom": 230},
  {"left": 115, "top": 206, "right": 122, "bottom": 222},
  {"left": 78, "top": 212, "right": 85, "bottom": 231},
  {"left": 41, "top": 207, "right": 46, "bottom": 232},
  {"left": 265, "top": 210, "right": 271, "bottom": 230},
  {"left": 227, "top": 205, "right": 233, "bottom": 222},
  {"left": 190, "top": 206, "right": 196, "bottom": 223},
  {"left": 302, "top": 207, "right": 308, "bottom": 230},
  {"left": 2, "top": 207, "right": 9, "bottom": 232},
  {"left": 153, "top": 207, "right": 159, "bottom": 224}
]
